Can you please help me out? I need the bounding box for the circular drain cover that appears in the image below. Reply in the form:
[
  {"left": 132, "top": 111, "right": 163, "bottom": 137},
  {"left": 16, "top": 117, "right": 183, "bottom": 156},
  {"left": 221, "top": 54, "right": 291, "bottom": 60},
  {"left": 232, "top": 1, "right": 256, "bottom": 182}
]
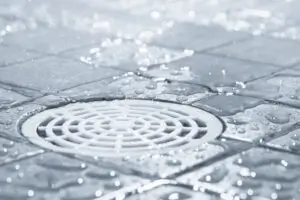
[{"left": 21, "top": 100, "right": 223, "bottom": 157}]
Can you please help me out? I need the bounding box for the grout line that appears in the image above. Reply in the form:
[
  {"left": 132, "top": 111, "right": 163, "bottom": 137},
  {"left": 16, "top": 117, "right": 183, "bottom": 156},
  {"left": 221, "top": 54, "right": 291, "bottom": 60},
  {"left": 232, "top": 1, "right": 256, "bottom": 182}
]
[
  {"left": 0, "top": 150, "right": 44, "bottom": 167},
  {"left": 203, "top": 51, "right": 285, "bottom": 68},
  {"left": 0, "top": 94, "right": 46, "bottom": 112}
]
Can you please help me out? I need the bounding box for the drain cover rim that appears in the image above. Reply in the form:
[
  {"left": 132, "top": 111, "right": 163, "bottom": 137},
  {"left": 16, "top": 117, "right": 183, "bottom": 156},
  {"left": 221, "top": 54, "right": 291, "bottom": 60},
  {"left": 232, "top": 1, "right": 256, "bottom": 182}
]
[{"left": 21, "top": 99, "right": 223, "bottom": 157}]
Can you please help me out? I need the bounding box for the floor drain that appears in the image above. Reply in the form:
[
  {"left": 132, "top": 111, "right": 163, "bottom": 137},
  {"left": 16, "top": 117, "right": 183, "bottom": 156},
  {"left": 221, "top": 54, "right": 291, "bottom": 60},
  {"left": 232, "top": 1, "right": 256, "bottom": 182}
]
[{"left": 21, "top": 100, "right": 224, "bottom": 157}]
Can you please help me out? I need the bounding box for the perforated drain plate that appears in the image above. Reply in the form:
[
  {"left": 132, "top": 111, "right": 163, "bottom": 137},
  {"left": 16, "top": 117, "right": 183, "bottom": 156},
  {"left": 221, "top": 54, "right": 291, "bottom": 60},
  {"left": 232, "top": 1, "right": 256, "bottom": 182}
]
[{"left": 21, "top": 100, "right": 224, "bottom": 157}]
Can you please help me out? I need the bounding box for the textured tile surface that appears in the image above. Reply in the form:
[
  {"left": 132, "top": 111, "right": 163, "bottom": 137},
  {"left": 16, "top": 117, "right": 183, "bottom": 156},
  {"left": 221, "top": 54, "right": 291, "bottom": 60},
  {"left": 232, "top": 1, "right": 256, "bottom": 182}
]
[
  {"left": 178, "top": 148, "right": 300, "bottom": 200},
  {"left": 140, "top": 54, "right": 279, "bottom": 88},
  {"left": 1, "top": 0, "right": 300, "bottom": 199}
]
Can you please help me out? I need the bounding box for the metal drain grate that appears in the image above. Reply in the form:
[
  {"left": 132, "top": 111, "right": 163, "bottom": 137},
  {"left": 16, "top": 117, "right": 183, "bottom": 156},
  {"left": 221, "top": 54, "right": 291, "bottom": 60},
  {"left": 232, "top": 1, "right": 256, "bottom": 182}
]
[{"left": 21, "top": 100, "right": 223, "bottom": 157}]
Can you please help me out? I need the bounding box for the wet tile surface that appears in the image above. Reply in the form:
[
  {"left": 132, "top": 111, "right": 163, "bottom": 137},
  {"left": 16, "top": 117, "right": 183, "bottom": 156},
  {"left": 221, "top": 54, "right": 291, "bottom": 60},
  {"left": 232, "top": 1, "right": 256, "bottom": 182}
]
[
  {"left": 0, "top": 152, "right": 147, "bottom": 200},
  {"left": 178, "top": 148, "right": 300, "bottom": 200},
  {"left": 238, "top": 67, "right": 300, "bottom": 107},
  {"left": 0, "top": 88, "right": 28, "bottom": 110},
  {"left": 140, "top": 54, "right": 279, "bottom": 88},
  {"left": 0, "top": 57, "right": 125, "bottom": 93},
  {"left": 0, "top": 44, "right": 42, "bottom": 67},
  {"left": 1, "top": 0, "right": 300, "bottom": 199},
  {"left": 114, "top": 183, "right": 222, "bottom": 200},
  {"left": 151, "top": 23, "right": 249, "bottom": 51},
  {"left": 195, "top": 96, "right": 300, "bottom": 141},
  {"left": 61, "top": 39, "right": 190, "bottom": 71},
  {"left": 208, "top": 36, "right": 300, "bottom": 67}
]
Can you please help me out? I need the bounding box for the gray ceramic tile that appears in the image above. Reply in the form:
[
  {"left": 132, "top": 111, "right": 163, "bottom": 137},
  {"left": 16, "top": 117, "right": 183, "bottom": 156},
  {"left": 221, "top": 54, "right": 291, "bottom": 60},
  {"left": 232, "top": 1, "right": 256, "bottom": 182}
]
[
  {"left": 209, "top": 36, "right": 300, "bottom": 67},
  {"left": 2, "top": 28, "right": 107, "bottom": 54},
  {"left": 0, "top": 57, "right": 125, "bottom": 93},
  {"left": 151, "top": 23, "right": 249, "bottom": 51},
  {"left": 61, "top": 39, "right": 190, "bottom": 71},
  {"left": 140, "top": 54, "right": 279, "bottom": 88},
  {"left": 178, "top": 147, "right": 300, "bottom": 200},
  {"left": 0, "top": 88, "right": 28, "bottom": 110},
  {"left": 0, "top": 45, "right": 42, "bottom": 67},
  {"left": 0, "top": 152, "right": 147, "bottom": 199},
  {"left": 194, "top": 96, "right": 300, "bottom": 141}
]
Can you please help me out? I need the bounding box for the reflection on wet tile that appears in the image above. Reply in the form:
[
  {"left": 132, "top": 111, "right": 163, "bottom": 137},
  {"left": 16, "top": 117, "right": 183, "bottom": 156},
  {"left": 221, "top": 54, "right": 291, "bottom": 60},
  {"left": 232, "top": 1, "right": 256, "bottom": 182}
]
[
  {"left": 108, "top": 74, "right": 210, "bottom": 103},
  {"left": 0, "top": 152, "right": 147, "bottom": 200},
  {"left": 193, "top": 95, "right": 264, "bottom": 116},
  {"left": 209, "top": 36, "right": 300, "bottom": 67},
  {"left": 178, "top": 147, "right": 300, "bottom": 200},
  {"left": 140, "top": 54, "right": 279, "bottom": 88},
  {"left": 0, "top": 137, "right": 39, "bottom": 163},
  {"left": 266, "top": 129, "right": 300, "bottom": 154},
  {"left": 2, "top": 28, "right": 107, "bottom": 54},
  {"left": 238, "top": 68, "right": 300, "bottom": 107},
  {"left": 57, "top": 74, "right": 211, "bottom": 104},
  {"left": 124, "top": 184, "right": 220, "bottom": 200},
  {"left": 62, "top": 39, "right": 190, "bottom": 71},
  {"left": 0, "top": 45, "right": 41, "bottom": 67},
  {"left": 0, "top": 57, "right": 125, "bottom": 93},
  {"left": 195, "top": 96, "right": 300, "bottom": 141},
  {"left": 114, "top": 143, "right": 225, "bottom": 178},
  {"left": 0, "top": 88, "right": 28, "bottom": 110},
  {"left": 151, "top": 23, "right": 249, "bottom": 51},
  {"left": 121, "top": 0, "right": 289, "bottom": 35}
]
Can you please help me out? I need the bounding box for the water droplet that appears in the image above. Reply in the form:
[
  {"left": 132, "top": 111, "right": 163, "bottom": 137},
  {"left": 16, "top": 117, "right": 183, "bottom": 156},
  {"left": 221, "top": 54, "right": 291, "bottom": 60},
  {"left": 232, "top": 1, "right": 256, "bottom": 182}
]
[
  {"left": 237, "top": 127, "right": 246, "bottom": 134},
  {"left": 135, "top": 89, "right": 144, "bottom": 94},
  {"left": 161, "top": 192, "right": 191, "bottom": 200},
  {"left": 95, "top": 190, "right": 102, "bottom": 197},
  {"left": 2, "top": 141, "right": 14, "bottom": 148},
  {"left": 146, "top": 83, "right": 157, "bottom": 90},
  {"left": 265, "top": 112, "right": 290, "bottom": 124},
  {"left": 200, "top": 166, "right": 228, "bottom": 183},
  {"left": 166, "top": 159, "right": 182, "bottom": 166},
  {"left": 150, "top": 11, "right": 161, "bottom": 20},
  {"left": 27, "top": 190, "right": 35, "bottom": 197},
  {"left": 0, "top": 149, "right": 8, "bottom": 157},
  {"left": 176, "top": 96, "right": 188, "bottom": 102},
  {"left": 104, "top": 179, "right": 123, "bottom": 190},
  {"left": 233, "top": 179, "right": 261, "bottom": 189},
  {"left": 227, "top": 118, "right": 249, "bottom": 125},
  {"left": 289, "top": 140, "right": 300, "bottom": 152},
  {"left": 170, "top": 70, "right": 182, "bottom": 76},
  {"left": 77, "top": 178, "right": 84, "bottom": 184},
  {"left": 85, "top": 170, "right": 118, "bottom": 180},
  {"left": 250, "top": 123, "right": 259, "bottom": 131},
  {"left": 290, "top": 132, "right": 300, "bottom": 141},
  {"left": 17, "top": 107, "right": 24, "bottom": 112}
]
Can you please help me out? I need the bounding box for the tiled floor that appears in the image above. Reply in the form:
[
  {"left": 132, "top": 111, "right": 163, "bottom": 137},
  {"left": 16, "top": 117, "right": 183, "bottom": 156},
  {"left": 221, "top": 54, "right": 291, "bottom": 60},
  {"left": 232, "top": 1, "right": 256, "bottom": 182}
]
[{"left": 1, "top": 0, "right": 300, "bottom": 199}]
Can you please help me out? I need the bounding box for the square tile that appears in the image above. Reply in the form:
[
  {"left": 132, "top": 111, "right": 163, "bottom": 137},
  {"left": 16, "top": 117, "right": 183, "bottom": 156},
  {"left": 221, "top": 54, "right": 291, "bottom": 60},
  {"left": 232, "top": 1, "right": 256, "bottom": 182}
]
[
  {"left": 209, "top": 36, "right": 300, "bottom": 67},
  {"left": 178, "top": 147, "right": 300, "bottom": 200},
  {"left": 193, "top": 95, "right": 264, "bottom": 117},
  {"left": 141, "top": 54, "right": 278, "bottom": 88},
  {"left": 152, "top": 23, "right": 249, "bottom": 51},
  {"left": 0, "top": 57, "right": 125, "bottom": 93}
]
